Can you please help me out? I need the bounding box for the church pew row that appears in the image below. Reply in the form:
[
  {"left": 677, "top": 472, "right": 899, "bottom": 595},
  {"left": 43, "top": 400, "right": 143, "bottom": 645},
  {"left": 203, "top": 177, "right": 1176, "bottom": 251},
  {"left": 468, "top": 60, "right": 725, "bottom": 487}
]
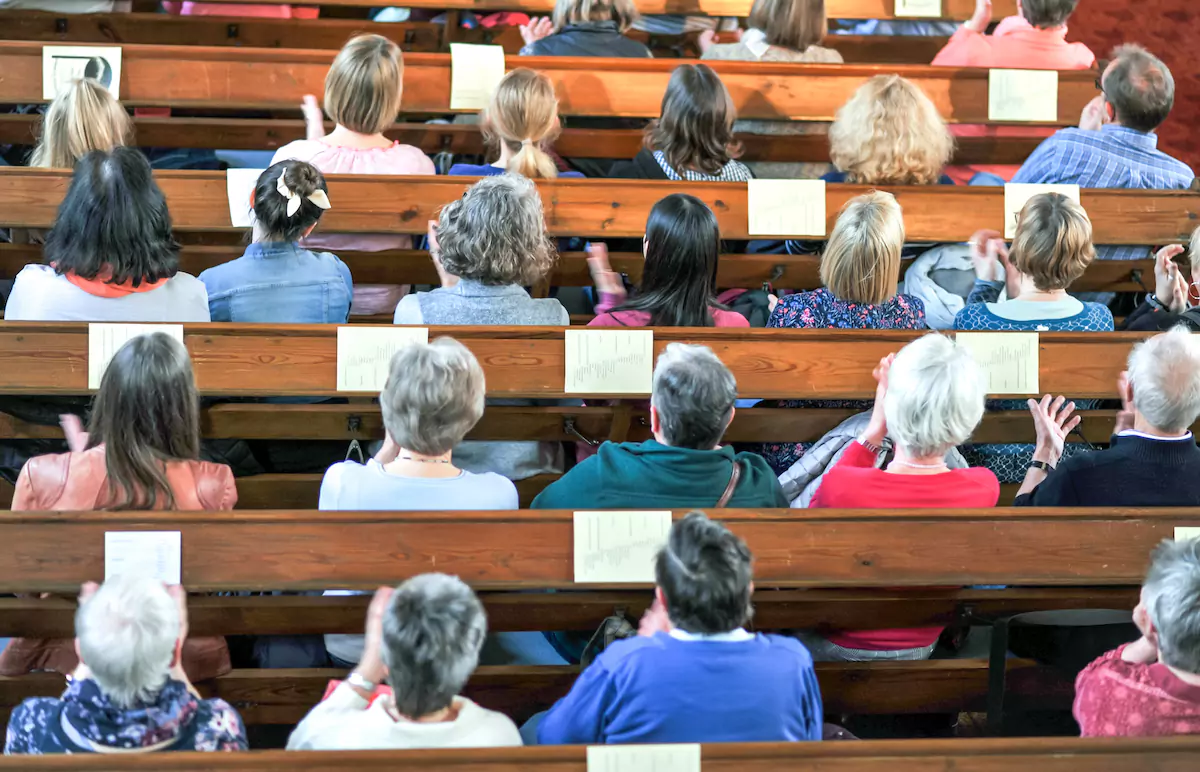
[
  {"left": 3, "top": 738, "right": 1200, "bottom": 771},
  {"left": 0, "top": 325, "right": 1158, "bottom": 398},
  {"left": 0, "top": 245, "right": 1152, "bottom": 293},
  {"left": 0, "top": 171, "right": 1190, "bottom": 244},
  {"left": 0, "top": 116, "right": 1044, "bottom": 163},
  {"left": 0, "top": 43, "right": 1097, "bottom": 122},
  {"left": 158, "top": 0, "right": 1018, "bottom": 19},
  {"left": 0, "top": 11, "right": 948, "bottom": 63}
]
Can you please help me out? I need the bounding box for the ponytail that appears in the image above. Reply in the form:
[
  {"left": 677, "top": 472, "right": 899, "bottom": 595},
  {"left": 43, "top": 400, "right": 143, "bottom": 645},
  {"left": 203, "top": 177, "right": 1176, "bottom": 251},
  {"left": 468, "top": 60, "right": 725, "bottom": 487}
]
[{"left": 483, "top": 68, "right": 563, "bottom": 180}]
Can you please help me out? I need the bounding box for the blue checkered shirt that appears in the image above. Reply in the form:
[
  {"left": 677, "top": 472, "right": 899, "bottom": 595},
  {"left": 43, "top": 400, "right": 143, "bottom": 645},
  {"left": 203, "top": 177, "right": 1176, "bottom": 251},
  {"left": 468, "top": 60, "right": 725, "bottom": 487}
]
[{"left": 1011, "top": 125, "right": 1195, "bottom": 260}]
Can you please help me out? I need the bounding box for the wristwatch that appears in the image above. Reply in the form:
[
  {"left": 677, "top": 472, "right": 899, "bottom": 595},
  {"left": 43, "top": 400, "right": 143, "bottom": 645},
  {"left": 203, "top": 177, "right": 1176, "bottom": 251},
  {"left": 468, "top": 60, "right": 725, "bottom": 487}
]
[
  {"left": 347, "top": 671, "right": 377, "bottom": 693},
  {"left": 857, "top": 436, "right": 883, "bottom": 455},
  {"left": 1029, "top": 459, "right": 1055, "bottom": 473},
  {"left": 1146, "top": 293, "right": 1168, "bottom": 312}
]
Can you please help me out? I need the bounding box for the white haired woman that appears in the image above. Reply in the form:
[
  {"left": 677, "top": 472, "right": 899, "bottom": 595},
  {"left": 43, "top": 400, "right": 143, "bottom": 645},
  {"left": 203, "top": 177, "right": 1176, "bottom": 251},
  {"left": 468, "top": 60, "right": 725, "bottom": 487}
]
[
  {"left": 801, "top": 333, "right": 999, "bottom": 661},
  {"left": 5, "top": 576, "right": 246, "bottom": 754},
  {"left": 288, "top": 575, "right": 521, "bottom": 750}
]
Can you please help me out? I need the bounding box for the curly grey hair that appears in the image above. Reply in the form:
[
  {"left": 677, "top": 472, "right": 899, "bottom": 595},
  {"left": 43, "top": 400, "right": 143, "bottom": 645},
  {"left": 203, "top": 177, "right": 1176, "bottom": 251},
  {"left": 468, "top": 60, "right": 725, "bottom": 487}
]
[{"left": 435, "top": 174, "right": 556, "bottom": 286}]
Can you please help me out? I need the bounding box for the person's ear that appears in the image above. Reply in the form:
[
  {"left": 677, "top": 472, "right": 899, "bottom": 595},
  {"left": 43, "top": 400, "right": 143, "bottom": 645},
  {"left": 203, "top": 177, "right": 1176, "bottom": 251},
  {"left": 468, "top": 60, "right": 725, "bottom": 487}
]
[
  {"left": 1121, "top": 373, "right": 1135, "bottom": 406},
  {"left": 1133, "top": 603, "right": 1158, "bottom": 646},
  {"left": 73, "top": 638, "right": 84, "bottom": 665},
  {"left": 171, "top": 637, "right": 184, "bottom": 669},
  {"left": 248, "top": 189, "right": 256, "bottom": 211},
  {"left": 302, "top": 223, "right": 318, "bottom": 239},
  {"left": 723, "top": 405, "right": 736, "bottom": 433},
  {"left": 642, "top": 237, "right": 649, "bottom": 259},
  {"left": 654, "top": 586, "right": 667, "bottom": 608},
  {"left": 649, "top": 403, "right": 661, "bottom": 435}
]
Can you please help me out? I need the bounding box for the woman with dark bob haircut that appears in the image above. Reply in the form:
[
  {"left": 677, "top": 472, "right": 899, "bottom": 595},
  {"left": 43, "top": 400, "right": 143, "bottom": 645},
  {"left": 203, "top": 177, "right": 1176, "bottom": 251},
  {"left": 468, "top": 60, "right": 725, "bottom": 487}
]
[
  {"left": 2, "top": 333, "right": 235, "bottom": 683},
  {"left": 608, "top": 64, "right": 753, "bottom": 182},
  {"left": 5, "top": 147, "right": 209, "bottom": 321},
  {"left": 587, "top": 194, "right": 749, "bottom": 328}
]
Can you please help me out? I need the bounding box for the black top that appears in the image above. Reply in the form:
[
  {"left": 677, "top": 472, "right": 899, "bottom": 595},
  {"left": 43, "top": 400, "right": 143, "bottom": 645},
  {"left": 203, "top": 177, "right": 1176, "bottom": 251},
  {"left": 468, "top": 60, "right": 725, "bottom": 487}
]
[
  {"left": 1013, "top": 434, "right": 1200, "bottom": 507},
  {"left": 608, "top": 147, "right": 670, "bottom": 180},
  {"left": 1121, "top": 298, "right": 1200, "bottom": 332},
  {"left": 524, "top": 22, "right": 653, "bottom": 58}
]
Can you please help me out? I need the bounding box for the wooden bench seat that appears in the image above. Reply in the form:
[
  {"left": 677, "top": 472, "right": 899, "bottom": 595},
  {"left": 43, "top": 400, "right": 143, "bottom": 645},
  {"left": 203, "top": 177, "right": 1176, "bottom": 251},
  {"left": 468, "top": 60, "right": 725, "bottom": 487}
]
[
  {"left": 0, "top": 43, "right": 1096, "bottom": 122},
  {"left": 0, "top": 170, "right": 1190, "bottom": 244}
]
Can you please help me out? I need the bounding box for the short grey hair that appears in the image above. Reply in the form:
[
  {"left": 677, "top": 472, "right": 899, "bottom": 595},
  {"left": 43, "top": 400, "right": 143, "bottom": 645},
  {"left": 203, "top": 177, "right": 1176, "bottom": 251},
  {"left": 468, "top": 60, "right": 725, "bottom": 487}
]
[
  {"left": 885, "top": 333, "right": 986, "bottom": 457},
  {"left": 380, "top": 337, "right": 485, "bottom": 457},
  {"left": 651, "top": 343, "right": 736, "bottom": 449},
  {"left": 1143, "top": 539, "right": 1200, "bottom": 673},
  {"left": 381, "top": 573, "right": 487, "bottom": 718},
  {"left": 1103, "top": 44, "right": 1175, "bottom": 133},
  {"left": 75, "top": 575, "right": 178, "bottom": 709},
  {"left": 1126, "top": 326, "right": 1200, "bottom": 434},
  {"left": 436, "top": 174, "right": 556, "bottom": 286}
]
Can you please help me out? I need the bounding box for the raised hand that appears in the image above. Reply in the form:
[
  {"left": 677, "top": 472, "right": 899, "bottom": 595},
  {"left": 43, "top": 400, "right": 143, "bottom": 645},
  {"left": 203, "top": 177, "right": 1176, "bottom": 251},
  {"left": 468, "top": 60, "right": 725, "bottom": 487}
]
[
  {"left": 1027, "top": 394, "right": 1081, "bottom": 467},
  {"left": 301, "top": 94, "right": 325, "bottom": 141},
  {"left": 520, "top": 17, "right": 554, "bottom": 46}
]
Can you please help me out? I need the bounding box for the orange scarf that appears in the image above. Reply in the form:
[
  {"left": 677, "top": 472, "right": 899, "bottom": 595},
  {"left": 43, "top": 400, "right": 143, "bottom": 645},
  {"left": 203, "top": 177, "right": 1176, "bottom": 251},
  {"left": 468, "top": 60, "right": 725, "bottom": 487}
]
[{"left": 61, "top": 268, "right": 166, "bottom": 298}]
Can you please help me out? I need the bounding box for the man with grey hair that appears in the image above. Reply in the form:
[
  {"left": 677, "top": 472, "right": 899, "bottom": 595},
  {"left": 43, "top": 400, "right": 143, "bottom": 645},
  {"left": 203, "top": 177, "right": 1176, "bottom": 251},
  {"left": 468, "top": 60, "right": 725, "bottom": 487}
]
[
  {"left": 288, "top": 574, "right": 521, "bottom": 749},
  {"left": 1016, "top": 326, "right": 1200, "bottom": 506},
  {"left": 5, "top": 576, "right": 246, "bottom": 754},
  {"left": 531, "top": 343, "right": 786, "bottom": 509},
  {"left": 1074, "top": 538, "right": 1200, "bottom": 736},
  {"left": 1012, "top": 44, "right": 1193, "bottom": 268}
]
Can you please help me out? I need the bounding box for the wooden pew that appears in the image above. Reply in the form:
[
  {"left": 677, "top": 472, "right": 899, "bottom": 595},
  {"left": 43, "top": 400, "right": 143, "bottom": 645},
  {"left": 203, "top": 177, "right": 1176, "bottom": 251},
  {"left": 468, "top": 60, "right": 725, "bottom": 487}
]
[
  {"left": 2, "top": 737, "right": 1199, "bottom": 771},
  {"left": 154, "top": 0, "right": 1018, "bottom": 19},
  {"left": 0, "top": 115, "right": 1046, "bottom": 164},
  {"left": 0, "top": 325, "right": 1156, "bottom": 398},
  {"left": 0, "top": 171, "right": 1188, "bottom": 244},
  {"left": 0, "top": 43, "right": 1097, "bottom": 122},
  {"left": 0, "top": 11, "right": 949, "bottom": 63}
]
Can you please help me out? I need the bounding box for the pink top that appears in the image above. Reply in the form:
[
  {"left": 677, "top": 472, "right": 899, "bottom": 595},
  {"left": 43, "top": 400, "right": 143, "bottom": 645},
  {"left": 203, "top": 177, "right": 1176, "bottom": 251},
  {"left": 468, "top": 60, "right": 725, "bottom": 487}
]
[
  {"left": 934, "top": 17, "right": 1095, "bottom": 181},
  {"left": 161, "top": 2, "right": 319, "bottom": 17},
  {"left": 270, "top": 139, "right": 436, "bottom": 253},
  {"left": 1075, "top": 644, "right": 1200, "bottom": 737},
  {"left": 589, "top": 292, "right": 750, "bottom": 328}
]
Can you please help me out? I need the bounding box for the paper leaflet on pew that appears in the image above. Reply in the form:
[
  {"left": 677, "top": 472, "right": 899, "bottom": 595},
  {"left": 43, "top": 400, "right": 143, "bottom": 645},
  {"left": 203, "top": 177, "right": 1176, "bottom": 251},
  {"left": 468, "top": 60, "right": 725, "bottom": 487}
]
[
  {"left": 893, "top": 0, "right": 943, "bottom": 18},
  {"left": 42, "top": 46, "right": 122, "bottom": 100},
  {"left": 587, "top": 744, "right": 701, "bottom": 772},
  {"left": 88, "top": 324, "right": 185, "bottom": 390},
  {"left": 954, "top": 332, "right": 1039, "bottom": 395},
  {"left": 565, "top": 329, "right": 654, "bottom": 395},
  {"left": 1003, "top": 183, "right": 1081, "bottom": 240},
  {"left": 336, "top": 326, "right": 430, "bottom": 392},
  {"left": 450, "top": 43, "right": 506, "bottom": 111},
  {"left": 574, "top": 511, "right": 672, "bottom": 584},
  {"left": 226, "top": 169, "right": 266, "bottom": 229},
  {"left": 988, "top": 69, "right": 1059, "bottom": 124},
  {"left": 746, "top": 180, "right": 826, "bottom": 238},
  {"left": 1176, "top": 528, "right": 1200, "bottom": 541},
  {"left": 105, "top": 532, "right": 182, "bottom": 585}
]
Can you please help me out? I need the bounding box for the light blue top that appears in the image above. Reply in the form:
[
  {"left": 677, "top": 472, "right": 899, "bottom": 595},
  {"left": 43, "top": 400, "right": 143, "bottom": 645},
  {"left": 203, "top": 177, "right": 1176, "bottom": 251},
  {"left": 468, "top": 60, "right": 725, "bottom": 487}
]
[
  {"left": 199, "top": 241, "right": 353, "bottom": 324},
  {"left": 318, "top": 458, "right": 518, "bottom": 511}
]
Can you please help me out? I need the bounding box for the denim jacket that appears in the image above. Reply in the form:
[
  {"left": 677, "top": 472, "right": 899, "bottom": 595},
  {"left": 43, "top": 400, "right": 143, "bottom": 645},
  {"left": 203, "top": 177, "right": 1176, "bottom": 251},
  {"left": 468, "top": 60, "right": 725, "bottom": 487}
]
[{"left": 199, "top": 242, "right": 353, "bottom": 323}]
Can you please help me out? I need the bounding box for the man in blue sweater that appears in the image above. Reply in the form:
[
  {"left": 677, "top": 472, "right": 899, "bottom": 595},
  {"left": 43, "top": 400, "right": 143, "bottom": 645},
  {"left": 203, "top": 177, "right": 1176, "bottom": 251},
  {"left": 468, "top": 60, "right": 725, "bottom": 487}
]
[
  {"left": 1015, "top": 326, "right": 1200, "bottom": 506},
  {"left": 536, "top": 512, "right": 824, "bottom": 745}
]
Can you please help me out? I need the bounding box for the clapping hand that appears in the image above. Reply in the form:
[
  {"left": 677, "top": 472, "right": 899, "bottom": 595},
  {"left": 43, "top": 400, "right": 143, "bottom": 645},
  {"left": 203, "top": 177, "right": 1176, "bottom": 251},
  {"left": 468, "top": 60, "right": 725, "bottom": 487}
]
[
  {"left": 964, "top": 0, "right": 992, "bottom": 32},
  {"left": 968, "top": 229, "right": 1020, "bottom": 298},
  {"left": 1027, "top": 395, "right": 1080, "bottom": 468},
  {"left": 637, "top": 596, "right": 672, "bottom": 637},
  {"left": 586, "top": 242, "right": 625, "bottom": 299},
  {"left": 1153, "top": 244, "right": 1187, "bottom": 313},
  {"left": 520, "top": 17, "right": 554, "bottom": 46},
  {"left": 862, "top": 353, "right": 895, "bottom": 448},
  {"left": 60, "top": 414, "right": 89, "bottom": 453},
  {"left": 301, "top": 94, "right": 325, "bottom": 141}
]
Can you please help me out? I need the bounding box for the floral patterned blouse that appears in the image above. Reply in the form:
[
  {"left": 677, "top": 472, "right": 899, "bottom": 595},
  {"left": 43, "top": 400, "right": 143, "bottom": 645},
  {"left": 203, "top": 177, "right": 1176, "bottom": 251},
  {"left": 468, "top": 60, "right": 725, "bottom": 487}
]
[
  {"left": 757, "top": 288, "right": 928, "bottom": 474},
  {"left": 5, "top": 678, "right": 247, "bottom": 754}
]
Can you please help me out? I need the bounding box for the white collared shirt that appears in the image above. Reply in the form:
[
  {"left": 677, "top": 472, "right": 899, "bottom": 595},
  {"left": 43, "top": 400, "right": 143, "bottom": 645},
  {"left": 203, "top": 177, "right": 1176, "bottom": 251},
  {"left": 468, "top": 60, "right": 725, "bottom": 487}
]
[
  {"left": 668, "top": 628, "right": 754, "bottom": 643},
  {"left": 1118, "top": 430, "right": 1195, "bottom": 442}
]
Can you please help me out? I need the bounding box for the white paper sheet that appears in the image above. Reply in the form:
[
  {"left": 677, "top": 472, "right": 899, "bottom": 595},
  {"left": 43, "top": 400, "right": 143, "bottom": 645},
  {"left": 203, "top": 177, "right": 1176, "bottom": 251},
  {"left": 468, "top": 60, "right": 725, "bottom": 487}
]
[
  {"left": 574, "top": 511, "right": 672, "bottom": 584},
  {"left": 955, "top": 332, "right": 1040, "bottom": 395},
  {"left": 105, "top": 531, "right": 182, "bottom": 585},
  {"left": 1176, "top": 527, "right": 1200, "bottom": 541},
  {"left": 42, "top": 45, "right": 123, "bottom": 100},
  {"left": 747, "top": 179, "right": 827, "bottom": 238},
  {"left": 226, "top": 168, "right": 264, "bottom": 228},
  {"left": 336, "top": 326, "right": 430, "bottom": 392},
  {"left": 88, "top": 324, "right": 185, "bottom": 390},
  {"left": 564, "top": 329, "right": 654, "bottom": 395},
  {"left": 450, "top": 43, "right": 506, "bottom": 111},
  {"left": 894, "top": 0, "right": 943, "bottom": 18},
  {"left": 1003, "top": 183, "right": 1081, "bottom": 239},
  {"left": 586, "top": 743, "right": 702, "bottom": 772},
  {"left": 989, "top": 69, "right": 1059, "bottom": 123}
]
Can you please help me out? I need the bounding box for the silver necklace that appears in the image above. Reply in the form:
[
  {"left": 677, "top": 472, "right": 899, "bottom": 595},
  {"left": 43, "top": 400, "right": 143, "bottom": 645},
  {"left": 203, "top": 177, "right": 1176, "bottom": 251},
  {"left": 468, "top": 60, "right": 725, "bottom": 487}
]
[
  {"left": 892, "top": 459, "right": 948, "bottom": 470},
  {"left": 399, "top": 454, "right": 452, "bottom": 465}
]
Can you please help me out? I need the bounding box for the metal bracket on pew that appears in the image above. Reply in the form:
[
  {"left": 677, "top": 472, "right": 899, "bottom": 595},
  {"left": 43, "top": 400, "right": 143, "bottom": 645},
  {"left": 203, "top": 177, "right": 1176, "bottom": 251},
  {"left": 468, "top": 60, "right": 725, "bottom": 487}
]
[
  {"left": 346, "top": 415, "right": 364, "bottom": 437},
  {"left": 55, "top": 17, "right": 68, "bottom": 34},
  {"left": 564, "top": 417, "right": 599, "bottom": 447}
]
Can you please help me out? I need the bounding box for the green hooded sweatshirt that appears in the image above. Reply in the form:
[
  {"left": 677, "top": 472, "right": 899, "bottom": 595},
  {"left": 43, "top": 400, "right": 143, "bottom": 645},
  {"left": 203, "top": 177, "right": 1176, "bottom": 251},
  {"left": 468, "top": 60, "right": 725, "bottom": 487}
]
[{"left": 531, "top": 440, "right": 788, "bottom": 510}]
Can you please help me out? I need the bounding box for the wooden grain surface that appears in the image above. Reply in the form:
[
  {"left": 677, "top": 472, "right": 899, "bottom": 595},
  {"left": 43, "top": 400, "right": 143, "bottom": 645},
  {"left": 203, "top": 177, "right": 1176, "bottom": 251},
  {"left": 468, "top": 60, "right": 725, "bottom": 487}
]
[
  {"left": 0, "top": 43, "right": 1095, "bottom": 121},
  {"left": 0, "top": 325, "right": 1159, "bottom": 398},
  {"left": 0, "top": 170, "right": 1188, "bottom": 243},
  {"left": 0, "top": 508, "right": 1185, "bottom": 591}
]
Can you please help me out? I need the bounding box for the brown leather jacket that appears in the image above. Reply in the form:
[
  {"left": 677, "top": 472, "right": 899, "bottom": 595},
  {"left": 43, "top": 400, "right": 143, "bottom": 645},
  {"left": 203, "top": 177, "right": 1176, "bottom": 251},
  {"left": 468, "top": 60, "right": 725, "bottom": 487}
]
[
  {"left": 2, "top": 446, "right": 237, "bottom": 680},
  {"left": 11, "top": 446, "right": 237, "bottom": 511}
]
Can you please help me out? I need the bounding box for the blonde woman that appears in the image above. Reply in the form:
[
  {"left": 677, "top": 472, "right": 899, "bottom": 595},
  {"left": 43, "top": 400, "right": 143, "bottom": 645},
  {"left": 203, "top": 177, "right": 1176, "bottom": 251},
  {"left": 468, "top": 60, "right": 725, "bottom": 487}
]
[
  {"left": 273, "top": 34, "right": 435, "bottom": 314},
  {"left": 30, "top": 78, "right": 131, "bottom": 170},
  {"left": 518, "top": 0, "right": 651, "bottom": 57},
  {"left": 828, "top": 74, "right": 954, "bottom": 186},
  {"left": 760, "top": 192, "right": 926, "bottom": 474},
  {"left": 448, "top": 68, "right": 582, "bottom": 179}
]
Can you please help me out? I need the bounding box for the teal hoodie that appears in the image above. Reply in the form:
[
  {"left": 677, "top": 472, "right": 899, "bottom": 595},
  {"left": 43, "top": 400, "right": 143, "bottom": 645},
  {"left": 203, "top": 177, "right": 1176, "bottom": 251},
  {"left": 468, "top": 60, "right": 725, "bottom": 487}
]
[{"left": 531, "top": 440, "right": 788, "bottom": 510}]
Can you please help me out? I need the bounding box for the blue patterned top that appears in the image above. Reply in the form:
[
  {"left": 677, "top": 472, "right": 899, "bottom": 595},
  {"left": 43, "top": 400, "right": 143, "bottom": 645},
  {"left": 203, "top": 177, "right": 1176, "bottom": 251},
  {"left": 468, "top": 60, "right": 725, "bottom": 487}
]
[
  {"left": 768, "top": 288, "right": 927, "bottom": 330},
  {"left": 5, "top": 678, "right": 247, "bottom": 755},
  {"left": 954, "top": 280, "right": 1114, "bottom": 331}
]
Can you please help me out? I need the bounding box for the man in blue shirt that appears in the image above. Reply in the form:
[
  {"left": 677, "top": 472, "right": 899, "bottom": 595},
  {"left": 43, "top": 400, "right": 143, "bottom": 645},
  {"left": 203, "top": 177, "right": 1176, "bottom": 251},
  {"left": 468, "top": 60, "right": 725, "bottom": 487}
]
[
  {"left": 1012, "top": 43, "right": 1194, "bottom": 265},
  {"left": 536, "top": 512, "right": 823, "bottom": 745}
]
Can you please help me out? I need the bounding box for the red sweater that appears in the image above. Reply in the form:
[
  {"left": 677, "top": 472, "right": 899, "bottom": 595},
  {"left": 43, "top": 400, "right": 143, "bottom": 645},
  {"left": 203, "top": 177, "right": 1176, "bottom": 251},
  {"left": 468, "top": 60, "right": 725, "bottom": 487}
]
[
  {"left": 810, "top": 441, "right": 1000, "bottom": 650},
  {"left": 1075, "top": 644, "right": 1200, "bottom": 737}
]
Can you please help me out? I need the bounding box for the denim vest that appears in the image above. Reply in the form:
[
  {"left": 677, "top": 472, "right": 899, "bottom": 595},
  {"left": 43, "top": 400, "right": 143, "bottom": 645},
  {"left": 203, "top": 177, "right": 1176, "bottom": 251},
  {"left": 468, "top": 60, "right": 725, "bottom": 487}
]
[{"left": 199, "top": 242, "right": 353, "bottom": 324}]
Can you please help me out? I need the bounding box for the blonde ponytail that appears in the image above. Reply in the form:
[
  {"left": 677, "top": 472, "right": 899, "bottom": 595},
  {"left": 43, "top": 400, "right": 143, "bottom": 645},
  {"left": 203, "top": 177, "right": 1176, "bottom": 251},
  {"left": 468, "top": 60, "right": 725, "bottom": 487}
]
[{"left": 482, "top": 68, "right": 562, "bottom": 180}]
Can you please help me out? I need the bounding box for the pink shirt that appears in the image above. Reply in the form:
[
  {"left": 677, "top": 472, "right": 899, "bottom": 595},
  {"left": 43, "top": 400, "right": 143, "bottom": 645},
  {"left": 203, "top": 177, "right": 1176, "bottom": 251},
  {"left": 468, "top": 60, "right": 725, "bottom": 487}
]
[
  {"left": 161, "top": 2, "right": 319, "bottom": 17},
  {"left": 1075, "top": 644, "right": 1200, "bottom": 737},
  {"left": 270, "top": 139, "right": 436, "bottom": 253},
  {"left": 589, "top": 292, "right": 750, "bottom": 327}
]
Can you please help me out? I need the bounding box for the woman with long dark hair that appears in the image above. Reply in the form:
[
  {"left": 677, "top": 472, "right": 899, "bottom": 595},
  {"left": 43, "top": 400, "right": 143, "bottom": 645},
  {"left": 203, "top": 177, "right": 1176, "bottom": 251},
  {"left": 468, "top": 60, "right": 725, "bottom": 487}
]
[{"left": 587, "top": 193, "right": 748, "bottom": 328}]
